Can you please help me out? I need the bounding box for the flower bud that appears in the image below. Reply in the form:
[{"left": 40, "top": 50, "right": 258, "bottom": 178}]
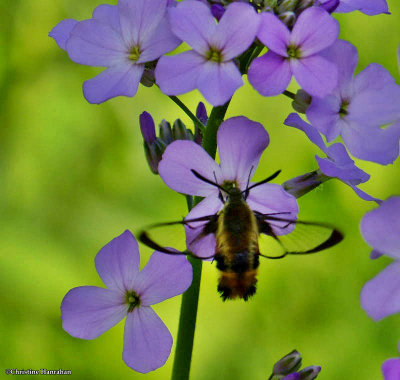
[
  {"left": 283, "top": 374, "right": 301, "bottom": 380},
  {"left": 172, "top": 119, "right": 188, "bottom": 140},
  {"left": 140, "top": 66, "right": 155, "bottom": 87},
  {"left": 273, "top": 350, "right": 302, "bottom": 376},
  {"left": 211, "top": 4, "right": 225, "bottom": 21},
  {"left": 265, "top": 0, "right": 278, "bottom": 8},
  {"left": 277, "top": 0, "right": 298, "bottom": 13},
  {"left": 318, "top": 0, "right": 339, "bottom": 13},
  {"left": 143, "top": 139, "right": 165, "bottom": 175},
  {"left": 159, "top": 119, "right": 173, "bottom": 144},
  {"left": 298, "top": 366, "right": 321, "bottom": 380},
  {"left": 139, "top": 112, "right": 156, "bottom": 143},
  {"left": 278, "top": 11, "right": 296, "bottom": 27},
  {"left": 282, "top": 170, "right": 329, "bottom": 198},
  {"left": 292, "top": 89, "right": 312, "bottom": 114},
  {"left": 296, "top": 0, "right": 315, "bottom": 12},
  {"left": 196, "top": 102, "right": 208, "bottom": 125}
]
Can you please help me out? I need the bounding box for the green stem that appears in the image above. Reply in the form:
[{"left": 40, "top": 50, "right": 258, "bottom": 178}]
[
  {"left": 201, "top": 101, "right": 231, "bottom": 159},
  {"left": 171, "top": 101, "right": 230, "bottom": 380},
  {"left": 169, "top": 96, "right": 206, "bottom": 133}
]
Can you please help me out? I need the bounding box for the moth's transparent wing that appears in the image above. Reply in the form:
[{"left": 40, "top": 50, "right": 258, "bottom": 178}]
[
  {"left": 138, "top": 214, "right": 218, "bottom": 259},
  {"left": 257, "top": 214, "right": 343, "bottom": 259}
]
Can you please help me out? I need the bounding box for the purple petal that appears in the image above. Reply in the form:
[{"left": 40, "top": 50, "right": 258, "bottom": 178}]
[
  {"left": 246, "top": 184, "right": 299, "bottom": 235},
  {"left": 61, "top": 286, "right": 126, "bottom": 339},
  {"left": 92, "top": 4, "right": 121, "bottom": 34},
  {"left": 306, "top": 95, "right": 342, "bottom": 141},
  {"left": 66, "top": 19, "right": 125, "bottom": 67},
  {"left": 118, "top": 0, "right": 167, "bottom": 48},
  {"left": 284, "top": 113, "right": 328, "bottom": 153},
  {"left": 156, "top": 51, "right": 204, "bottom": 96},
  {"left": 349, "top": 185, "right": 381, "bottom": 203},
  {"left": 320, "top": 40, "right": 358, "bottom": 98},
  {"left": 138, "top": 16, "right": 181, "bottom": 63},
  {"left": 341, "top": 121, "right": 400, "bottom": 165},
  {"left": 291, "top": 7, "right": 339, "bottom": 57},
  {"left": 291, "top": 55, "right": 338, "bottom": 97},
  {"left": 185, "top": 195, "right": 222, "bottom": 259},
  {"left": 168, "top": 0, "right": 216, "bottom": 55},
  {"left": 159, "top": 140, "right": 222, "bottom": 197},
  {"left": 350, "top": 64, "right": 400, "bottom": 127},
  {"left": 257, "top": 13, "right": 290, "bottom": 56},
  {"left": 382, "top": 358, "right": 400, "bottom": 380},
  {"left": 95, "top": 230, "right": 141, "bottom": 293},
  {"left": 336, "top": 0, "right": 389, "bottom": 15},
  {"left": 318, "top": 143, "right": 370, "bottom": 184},
  {"left": 361, "top": 261, "right": 400, "bottom": 321},
  {"left": 83, "top": 63, "right": 144, "bottom": 104},
  {"left": 211, "top": 3, "right": 259, "bottom": 60},
  {"left": 218, "top": 117, "right": 269, "bottom": 186},
  {"left": 360, "top": 197, "right": 400, "bottom": 259},
  {"left": 123, "top": 306, "right": 172, "bottom": 373},
  {"left": 197, "top": 61, "right": 243, "bottom": 106},
  {"left": 133, "top": 252, "right": 192, "bottom": 306},
  {"left": 49, "top": 19, "right": 78, "bottom": 51},
  {"left": 248, "top": 51, "right": 292, "bottom": 96}
]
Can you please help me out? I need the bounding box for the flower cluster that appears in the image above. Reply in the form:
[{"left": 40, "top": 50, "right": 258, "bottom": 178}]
[{"left": 50, "top": 0, "right": 400, "bottom": 376}]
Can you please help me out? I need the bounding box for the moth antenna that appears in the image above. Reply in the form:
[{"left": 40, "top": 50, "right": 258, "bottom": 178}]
[
  {"left": 243, "top": 169, "right": 282, "bottom": 198},
  {"left": 243, "top": 165, "right": 254, "bottom": 199},
  {"left": 191, "top": 169, "right": 228, "bottom": 194}
]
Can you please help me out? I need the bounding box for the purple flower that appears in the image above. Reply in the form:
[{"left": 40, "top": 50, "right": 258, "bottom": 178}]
[
  {"left": 382, "top": 343, "right": 400, "bottom": 380},
  {"left": 284, "top": 113, "right": 379, "bottom": 202},
  {"left": 335, "top": 0, "right": 389, "bottom": 15},
  {"left": 248, "top": 7, "right": 339, "bottom": 97},
  {"left": 61, "top": 230, "right": 192, "bottom": 373},
  {"left": 155, "top": 1, "right": 260, "bottom": 106},
  {"left": 306, "top": 40, "right": 400, "bottom": 164},
  {"left": 158, "top": 116, "right": 298, "bottom": 258},
  {"left": 49, "top": 0, "right": 180, "bottom": 104},
  {"left": 360, "top": 197, "right": 400, "bottom": 321}
]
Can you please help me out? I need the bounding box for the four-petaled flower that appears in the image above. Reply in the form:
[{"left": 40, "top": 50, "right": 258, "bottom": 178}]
[
  {"left": 306, "top": 40, "right": 400, "bottom": 164},
  {"left": 49, "top": 0, "right": 180, "bottom": 104},
  {"left": 61, "top": 230, "right": 192, "bottom": 373},
  {"left": 158, "top": 116, "right": 299, "bottom": 258},
  {"left": 248, "top": 7, "right": 339, "bottom": 98},
  {"left": 155, "top": 1, "right": 260, "bottom": 106}
]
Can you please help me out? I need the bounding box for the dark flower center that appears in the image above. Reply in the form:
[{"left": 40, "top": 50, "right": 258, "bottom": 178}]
[
  {"left": 339, "top": 99, "right": 349, "bottom": 117},
  {"left": 125, "top": 291, "right": 141, "bottom": 312},
  {"left": 287, "top": 45, "right": 300, "bottom": 59},
  {"left": 129, "top": 45, "right": 141, "bottom": 62},
  {"left": 206, "top": 47, "right": 223, "bottom": 63}
]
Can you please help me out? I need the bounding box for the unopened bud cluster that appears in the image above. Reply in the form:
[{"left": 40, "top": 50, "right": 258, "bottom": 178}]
[
  {"left": 268, "top": 349, "right": 321, "bottom": 380},
  {"left": 139, "top": 103, "right": 207, "bottom": 174}
]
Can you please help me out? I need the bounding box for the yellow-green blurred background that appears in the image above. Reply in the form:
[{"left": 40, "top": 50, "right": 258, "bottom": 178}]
[{"left": 1, "top": 0, "right": 400, "bottom": 378}]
